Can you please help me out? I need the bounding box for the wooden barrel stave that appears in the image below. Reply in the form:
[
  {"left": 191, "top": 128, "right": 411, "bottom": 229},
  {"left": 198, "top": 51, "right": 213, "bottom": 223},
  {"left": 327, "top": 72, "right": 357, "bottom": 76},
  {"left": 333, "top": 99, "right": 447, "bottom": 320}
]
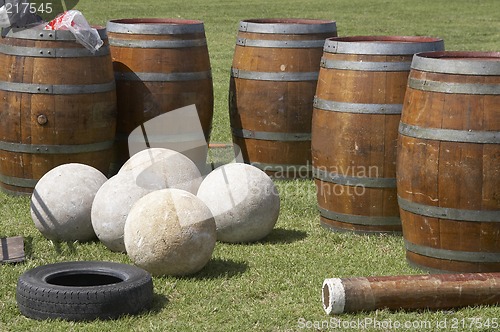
[
  {"left": 230, "top": 19, "right": 337, "bottom": 178},
  {"left": 397, "top": 51, "right": 500, "bottom": 272},
  {"left": 107, "top": 18, "right": 213, "bottom": 169},
  {"left": 0, "top": 27, "right": 116, "bottom": 194},
  {"left": 312, "top": 36, "right": 444, "bottom": 233}
]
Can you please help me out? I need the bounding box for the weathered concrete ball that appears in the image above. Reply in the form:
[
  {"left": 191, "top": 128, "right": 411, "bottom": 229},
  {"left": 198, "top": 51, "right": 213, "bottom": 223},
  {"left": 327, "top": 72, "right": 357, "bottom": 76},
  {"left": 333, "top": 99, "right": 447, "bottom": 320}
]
[
  {"left": 124, "top": 189, "right": 216, "bottom": 276},
  {"left": 91, "top": 171, "right": 157, "bottom": 252},
  {"left": 119, "top": 148, "right": 202, "bottom": 194},
  {"left": 30, "top": 163, "right": 107, "bottom": 242},
  {"left": 196, "top": 163, "right": 280, "bottom": 243}
]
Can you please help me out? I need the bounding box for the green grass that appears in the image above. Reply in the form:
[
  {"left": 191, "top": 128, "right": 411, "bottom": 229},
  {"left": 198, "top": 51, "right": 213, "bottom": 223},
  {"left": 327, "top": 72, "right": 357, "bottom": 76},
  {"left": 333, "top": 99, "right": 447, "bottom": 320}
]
[{"left": 1, "top": 0, "right": 500, "bottom": 331}]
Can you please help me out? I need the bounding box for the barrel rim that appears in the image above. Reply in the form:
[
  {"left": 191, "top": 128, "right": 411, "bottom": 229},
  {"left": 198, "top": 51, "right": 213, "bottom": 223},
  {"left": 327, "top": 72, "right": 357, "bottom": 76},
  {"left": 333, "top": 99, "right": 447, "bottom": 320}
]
[
  {"left": 323, "top": 35, "right": 444, "bottom": 55},
  {"left": 411, "top": 51, "right": 500, "bottom": 75},
  {"left": 326, "top": 35, "right": 444, "bottom": 43},
  {"left": 1, "top": 25, "right": 107, "bottom": 41},
  {"left": 238, "top": 18, "right": 337, "bottom": 34},
  {"left": 106, "top": 18, "right": 205, "bottom": 34}
]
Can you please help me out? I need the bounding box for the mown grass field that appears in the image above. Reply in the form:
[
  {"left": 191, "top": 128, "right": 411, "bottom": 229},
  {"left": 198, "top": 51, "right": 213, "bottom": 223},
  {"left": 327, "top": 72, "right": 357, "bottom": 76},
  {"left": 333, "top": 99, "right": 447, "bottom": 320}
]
[{"left": 1, "top": 0, "right": 499, "bottom": 331}]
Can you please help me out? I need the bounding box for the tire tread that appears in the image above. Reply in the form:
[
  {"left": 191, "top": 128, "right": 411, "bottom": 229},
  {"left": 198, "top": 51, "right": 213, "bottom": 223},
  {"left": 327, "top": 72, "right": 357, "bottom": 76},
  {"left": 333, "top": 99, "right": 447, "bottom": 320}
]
[{"left": 16, "top": 261, "right": 153, "bottom": 321}]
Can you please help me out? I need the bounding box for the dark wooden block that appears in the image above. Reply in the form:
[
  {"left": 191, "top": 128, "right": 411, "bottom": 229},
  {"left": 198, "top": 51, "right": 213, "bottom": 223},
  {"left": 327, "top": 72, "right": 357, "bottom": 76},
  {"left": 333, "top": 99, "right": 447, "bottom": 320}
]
[{"left": 0, "top": 236, "right": 25, "bottom": 263}]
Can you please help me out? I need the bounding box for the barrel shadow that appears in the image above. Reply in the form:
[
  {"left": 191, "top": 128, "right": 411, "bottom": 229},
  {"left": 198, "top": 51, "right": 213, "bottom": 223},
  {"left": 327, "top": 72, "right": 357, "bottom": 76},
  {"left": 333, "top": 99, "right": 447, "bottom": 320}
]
[
  {"left": 111, "top": 63, "right": 150, "bottom": 172},
  {"left": 227, "top": 75, "right": 250, "bottom": 162}
]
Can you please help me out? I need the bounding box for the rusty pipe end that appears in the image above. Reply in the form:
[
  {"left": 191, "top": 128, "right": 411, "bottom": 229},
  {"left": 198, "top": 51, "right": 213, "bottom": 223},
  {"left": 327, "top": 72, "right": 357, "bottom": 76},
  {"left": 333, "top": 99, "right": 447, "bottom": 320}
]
[{"left": 322, "top": 278, "right": 345, "bottom": 315}]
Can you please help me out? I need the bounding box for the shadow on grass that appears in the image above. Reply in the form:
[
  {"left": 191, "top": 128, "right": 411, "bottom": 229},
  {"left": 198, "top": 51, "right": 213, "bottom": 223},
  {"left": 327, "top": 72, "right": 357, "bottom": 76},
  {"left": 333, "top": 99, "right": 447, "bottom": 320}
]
[
  {"left": 189, "top": 257, "right": 249, "bottom": 280},
  {"left": 23, "top": 236, "right": 34, "bottom": 259},
  {"left": 140, "top": 259, "right": 248, "bottom": 314},
  {"left": 51, "top": 240, "right": 79, "bottom": 255},
  {"left": 256, "top": 227, "right": 307, "bottom": 245},
  {"left": 147, "top": 292, "right": 170, "bottom": 314},
  {"left": 122, "top": 292, "right": 169, "bottom": 319}
]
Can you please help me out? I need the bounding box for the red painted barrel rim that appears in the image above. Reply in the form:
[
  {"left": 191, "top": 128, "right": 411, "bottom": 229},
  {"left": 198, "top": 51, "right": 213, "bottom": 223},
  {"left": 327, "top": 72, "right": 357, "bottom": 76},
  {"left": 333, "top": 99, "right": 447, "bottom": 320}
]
[
  {"left": 326, "top": 36, "right": 443, "bottom": 43},
  {"left": 242, "top": 18, "right": 336, "bottom": 25},
  {"left": 106, "top": 18, "right": 205, "bottom": 35},
  {"left": 411, "top": 51, "right": 500, "bottom": 75},
  {"left": 238, "top": 18, "right": 337, "bottom": 34},
  {"left": 415, "top": 50, "right": 500, "bottom": 60},
  {"left": 108, "top": 18, "right": 203, "bottom": 25},
  {"left": 323, "top": 36, "right": 444, "bottom": 55}
]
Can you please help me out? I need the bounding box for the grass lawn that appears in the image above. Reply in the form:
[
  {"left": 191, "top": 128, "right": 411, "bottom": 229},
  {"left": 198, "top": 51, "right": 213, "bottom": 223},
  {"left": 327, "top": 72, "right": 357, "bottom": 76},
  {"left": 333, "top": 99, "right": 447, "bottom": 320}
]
[{"left": 1, "top": 0, "right": 499, "bottom": 331}]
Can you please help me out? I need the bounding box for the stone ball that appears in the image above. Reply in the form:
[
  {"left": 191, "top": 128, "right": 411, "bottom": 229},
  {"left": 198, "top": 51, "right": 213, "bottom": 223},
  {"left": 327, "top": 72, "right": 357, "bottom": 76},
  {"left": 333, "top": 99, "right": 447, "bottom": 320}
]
[
  {"left": 124, "top": 189, "right": 216, "bottom": 276},
  {"left": 196, "top": 163, "right": 280, "bottom": 243},
  {"left": 119, "top": 148, "right": 202, "bottom": 194},
  {"left": 91, "top": 171, "right": 158, "bottom": 252},
  {"left": 30, "top": 163, "right": 107, "bottom": 242}
]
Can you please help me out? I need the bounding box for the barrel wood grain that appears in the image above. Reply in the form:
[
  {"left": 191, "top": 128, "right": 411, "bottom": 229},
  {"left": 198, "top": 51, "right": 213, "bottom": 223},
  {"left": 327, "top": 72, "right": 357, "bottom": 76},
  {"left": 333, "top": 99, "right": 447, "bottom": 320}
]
[
  {"left": 107, "top": 19, "right": 214, "bottom": 169},
  {"left": 229, "top": 19, "right": 337, "bottom": 178},
  {"left": 312, "top": 36, "right": 444, "bottom": 233},
  {"left": 397, "top": 51, "right": 500, "bottom": 272},
  {"left": 0, "top": 28, "right": 116, "bottom": 194}
]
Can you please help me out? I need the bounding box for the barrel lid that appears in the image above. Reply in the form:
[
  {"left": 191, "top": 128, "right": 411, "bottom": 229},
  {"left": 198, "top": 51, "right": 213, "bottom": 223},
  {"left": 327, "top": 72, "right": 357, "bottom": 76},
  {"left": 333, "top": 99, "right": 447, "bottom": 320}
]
[
  {"left": 323, "top": 36, "right": 444, "bottom": 55},
  {"left": 411, "top": 51, "right": 500, "bottom": 75},
  {"left": 238, "top": 18, "right": 337, "bottom": 34},
  {"left": 107, "top": 18, "right": 205, "bottom": 35},
  {"left": 1, "top": 25, "right": 107, "bottom": 41}
]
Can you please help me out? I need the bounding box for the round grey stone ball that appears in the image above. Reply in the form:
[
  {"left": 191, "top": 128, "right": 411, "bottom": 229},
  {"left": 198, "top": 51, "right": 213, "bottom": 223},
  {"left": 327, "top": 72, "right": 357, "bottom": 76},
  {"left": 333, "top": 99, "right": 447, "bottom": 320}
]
[
  {"left": 30, "top": 163, "right": 107, "bottom": 242},
  {"left": 91, "top": 171, "right": 157, "bottom": 252},
  {"left": 196, "top": 163, "right": 280, "bottom": 243},
  {"left": 119, "top": 148, "right": 202, "bottom": 194},
  {"left": 124, "top": 189, "right": 216, "bottom": 276}
]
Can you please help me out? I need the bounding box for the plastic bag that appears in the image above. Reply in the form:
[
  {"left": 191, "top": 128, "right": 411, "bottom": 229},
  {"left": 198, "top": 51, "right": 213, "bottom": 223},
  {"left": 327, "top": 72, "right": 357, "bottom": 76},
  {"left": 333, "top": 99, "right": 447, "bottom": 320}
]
[{"left": 45, "top": 10, "right": 103, "bottom": 53}]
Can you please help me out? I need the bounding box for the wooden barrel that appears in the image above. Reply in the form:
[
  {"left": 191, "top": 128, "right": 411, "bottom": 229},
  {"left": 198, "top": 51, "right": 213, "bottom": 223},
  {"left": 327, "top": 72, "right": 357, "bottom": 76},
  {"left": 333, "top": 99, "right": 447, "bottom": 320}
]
[
  {"left": 0, "top": 27, "right": 117, "bottom": 195},
  {"left": 107, "top": 18, "right": 213, "bottom": 171},
  {"left": 229, "top": 18, "right": 337, "bottom": 179},
  {"left": 312, "top": 36, "right": 444, "bottom": 233},
  {"left": 397, "top": 51, "right": 500, "bottom": 272}
]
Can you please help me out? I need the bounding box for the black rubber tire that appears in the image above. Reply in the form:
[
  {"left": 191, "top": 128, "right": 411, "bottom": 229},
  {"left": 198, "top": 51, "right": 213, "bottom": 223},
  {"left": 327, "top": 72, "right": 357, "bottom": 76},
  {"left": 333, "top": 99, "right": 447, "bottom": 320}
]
[{"left": 16, "top": 261, "right": 153, "bottom": 321}]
